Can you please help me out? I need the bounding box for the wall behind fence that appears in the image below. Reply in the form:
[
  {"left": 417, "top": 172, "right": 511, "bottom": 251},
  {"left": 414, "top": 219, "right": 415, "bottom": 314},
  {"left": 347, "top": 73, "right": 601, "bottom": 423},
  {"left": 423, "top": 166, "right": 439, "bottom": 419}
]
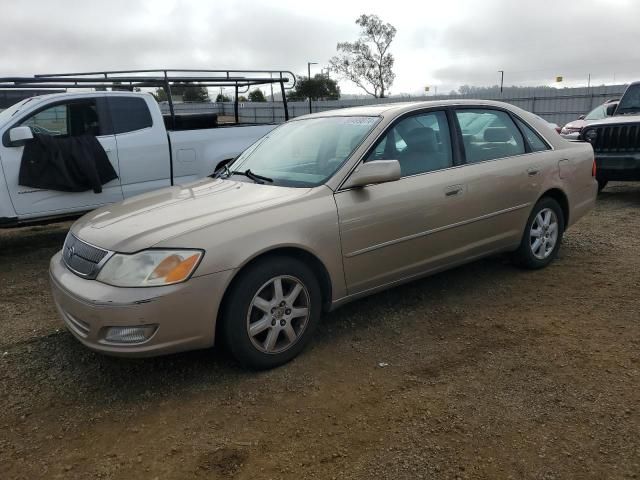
[{"left": 160, "top": 84, "right": 628, "bottom": 126}]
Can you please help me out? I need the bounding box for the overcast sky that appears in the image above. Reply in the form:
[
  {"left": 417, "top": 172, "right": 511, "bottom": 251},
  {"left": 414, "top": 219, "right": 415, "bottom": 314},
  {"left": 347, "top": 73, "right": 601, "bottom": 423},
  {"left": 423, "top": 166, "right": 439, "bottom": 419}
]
[{"left": 2, "top": 0, "right": 639, "bottom": 96}]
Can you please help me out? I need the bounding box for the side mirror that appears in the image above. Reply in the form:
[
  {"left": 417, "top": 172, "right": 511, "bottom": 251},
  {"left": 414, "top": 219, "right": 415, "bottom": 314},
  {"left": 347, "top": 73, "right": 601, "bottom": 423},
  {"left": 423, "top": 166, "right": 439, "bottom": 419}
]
[
  {"left": 343, "top": 160, "right": 401, "bottom": 189},
  {"left": 605, "top": 103, "right": 617, "bottom": 116},
  {"left": 8, "top": 126, "right": 34, "bottom": 146},
  {"left": 577, "top": 114, "right": 585, "bottom": 120}
]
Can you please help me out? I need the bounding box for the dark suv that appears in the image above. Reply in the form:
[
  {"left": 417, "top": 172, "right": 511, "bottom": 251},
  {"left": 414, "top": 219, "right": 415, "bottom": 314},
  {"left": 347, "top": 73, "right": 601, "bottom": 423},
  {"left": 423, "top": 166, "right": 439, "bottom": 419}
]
[{"left": 580, "top": 82, "right": 640, "bottom": 191}]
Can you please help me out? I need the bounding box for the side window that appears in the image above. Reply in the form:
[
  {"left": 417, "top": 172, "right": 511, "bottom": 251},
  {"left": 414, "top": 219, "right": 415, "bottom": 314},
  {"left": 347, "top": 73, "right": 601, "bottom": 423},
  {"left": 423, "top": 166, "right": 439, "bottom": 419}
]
[
  {"left": 366, "top": 111, "right": 452, "bottom": 177},
  {"left": 456, "top": 109, "right": 525, "bottom": 163},
  {"left": 515, "top": 118, "right": 550, "bottom": 152},
  {"left": 21, "top": 105, "right": 68, "bottom": 136},
  {"left": 20, "top": 100, "right": 101, "bottom": 137},
  {"left": 108, "top": 97, "right": 153, "bottom": 134}
]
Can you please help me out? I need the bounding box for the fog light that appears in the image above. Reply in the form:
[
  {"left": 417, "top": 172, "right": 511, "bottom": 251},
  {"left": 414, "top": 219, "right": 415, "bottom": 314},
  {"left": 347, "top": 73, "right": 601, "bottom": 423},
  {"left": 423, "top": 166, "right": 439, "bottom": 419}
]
[{"left": 103, "top": 325, "right": 157, "bottom": 344}]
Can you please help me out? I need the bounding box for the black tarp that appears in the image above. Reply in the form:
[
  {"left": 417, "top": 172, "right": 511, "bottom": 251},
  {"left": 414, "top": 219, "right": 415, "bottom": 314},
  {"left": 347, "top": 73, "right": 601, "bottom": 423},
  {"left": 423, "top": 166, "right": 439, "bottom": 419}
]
[{"left": 19, "top": 134, "right": 118, "bottom": 193}]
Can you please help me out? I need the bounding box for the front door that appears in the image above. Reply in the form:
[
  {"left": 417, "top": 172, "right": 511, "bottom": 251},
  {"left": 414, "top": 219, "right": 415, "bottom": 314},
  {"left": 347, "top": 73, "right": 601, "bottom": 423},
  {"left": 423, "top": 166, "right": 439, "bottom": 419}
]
[
  {"left": 334, "top": 110, "right": 475, "bottom": 295},
  {"left": 0, "top": 97, "right": 123, "bottom": 216}
]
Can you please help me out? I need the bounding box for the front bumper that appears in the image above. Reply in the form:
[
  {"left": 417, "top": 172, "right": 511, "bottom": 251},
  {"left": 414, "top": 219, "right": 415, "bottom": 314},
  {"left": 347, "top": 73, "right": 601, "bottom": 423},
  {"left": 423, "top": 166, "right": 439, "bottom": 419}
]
[
  {"left": 595, "top": 153, "right": 640, "bottom": 181},
  {"left": 49, "top": 251, "right": 234, "bottom": 357}
]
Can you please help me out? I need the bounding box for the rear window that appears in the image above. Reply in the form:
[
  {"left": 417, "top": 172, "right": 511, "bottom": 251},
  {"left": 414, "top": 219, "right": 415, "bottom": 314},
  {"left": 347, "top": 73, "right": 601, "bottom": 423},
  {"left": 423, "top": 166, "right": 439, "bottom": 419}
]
[{"left": 108, "top": 97, "right": 153, "bottom": 134}]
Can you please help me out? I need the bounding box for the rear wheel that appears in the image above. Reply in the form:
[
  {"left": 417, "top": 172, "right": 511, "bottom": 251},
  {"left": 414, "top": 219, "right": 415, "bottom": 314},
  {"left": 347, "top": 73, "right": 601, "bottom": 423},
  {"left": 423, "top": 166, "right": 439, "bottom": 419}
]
[
  {"left": 512, "top": 197, "right": 564, "bottom": 269},
  {"left": 220, "top": 256, "right": 322, "bottom": 369}
]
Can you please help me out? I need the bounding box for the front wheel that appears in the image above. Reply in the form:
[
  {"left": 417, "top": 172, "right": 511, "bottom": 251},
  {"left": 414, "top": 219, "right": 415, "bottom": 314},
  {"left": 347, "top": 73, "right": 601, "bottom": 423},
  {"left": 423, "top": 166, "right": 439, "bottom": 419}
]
[
  {"left": 512, "top": 197, "right": 565, "bottom": 269},
  {"left": 220, "top": 256, "right": 322, "bottom": 369}
]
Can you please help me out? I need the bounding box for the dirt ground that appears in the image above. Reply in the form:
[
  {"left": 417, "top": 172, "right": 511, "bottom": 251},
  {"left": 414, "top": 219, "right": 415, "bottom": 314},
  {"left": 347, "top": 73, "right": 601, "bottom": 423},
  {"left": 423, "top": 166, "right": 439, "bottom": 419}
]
[{"left": 1, "top": 183, "right": 639, "bottom": 480}]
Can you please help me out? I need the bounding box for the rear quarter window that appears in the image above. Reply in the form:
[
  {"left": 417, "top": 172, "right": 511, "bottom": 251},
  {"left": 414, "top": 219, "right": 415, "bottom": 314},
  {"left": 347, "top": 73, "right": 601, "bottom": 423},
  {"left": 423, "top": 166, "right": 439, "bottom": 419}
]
[
  {"left": 515, "top": 118, "right": 550, "bottom": 152},
  {"left": 108, "top": 97, "right": 153, "bottom": 134}
]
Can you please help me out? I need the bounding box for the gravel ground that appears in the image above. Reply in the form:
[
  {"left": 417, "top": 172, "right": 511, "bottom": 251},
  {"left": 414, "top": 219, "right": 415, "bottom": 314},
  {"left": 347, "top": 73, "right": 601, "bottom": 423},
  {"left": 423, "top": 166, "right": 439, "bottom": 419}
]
[{"left": 0, "top": 183, "right": 639, "bottom": 480}]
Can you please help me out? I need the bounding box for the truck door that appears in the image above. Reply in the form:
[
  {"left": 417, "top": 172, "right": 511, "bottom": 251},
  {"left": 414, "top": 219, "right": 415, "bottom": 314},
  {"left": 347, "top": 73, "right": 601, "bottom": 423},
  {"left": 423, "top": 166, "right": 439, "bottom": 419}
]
[
  {"left": 0, "top": 97, "right": 123, "bottom": 216},
  {"left": 106, "top": 96, "right": 171, "bottom": 198}
]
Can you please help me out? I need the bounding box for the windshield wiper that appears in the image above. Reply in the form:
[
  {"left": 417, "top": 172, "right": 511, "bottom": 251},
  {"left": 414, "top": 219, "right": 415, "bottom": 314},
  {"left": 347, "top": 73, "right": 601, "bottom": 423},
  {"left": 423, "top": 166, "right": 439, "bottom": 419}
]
[{"left": 229, "top": 169, "right": 273, "bottom": 184}]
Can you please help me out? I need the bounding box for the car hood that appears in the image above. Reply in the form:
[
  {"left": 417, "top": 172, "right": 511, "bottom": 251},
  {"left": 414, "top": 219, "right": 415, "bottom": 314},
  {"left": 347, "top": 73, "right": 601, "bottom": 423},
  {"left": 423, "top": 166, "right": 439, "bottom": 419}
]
[
  {"left": 72, "top": 178, "right": 314, "bottom": 252},
  {"left": 586, "top": 114, "right": 640, "bottom": 127}
]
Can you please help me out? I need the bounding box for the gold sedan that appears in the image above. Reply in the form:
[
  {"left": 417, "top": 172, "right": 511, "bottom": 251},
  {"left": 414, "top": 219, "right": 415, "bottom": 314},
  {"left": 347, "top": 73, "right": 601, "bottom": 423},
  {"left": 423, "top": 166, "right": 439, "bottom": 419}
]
[{"left": 50, "top": 100, "right": 597, "bottom": 369}]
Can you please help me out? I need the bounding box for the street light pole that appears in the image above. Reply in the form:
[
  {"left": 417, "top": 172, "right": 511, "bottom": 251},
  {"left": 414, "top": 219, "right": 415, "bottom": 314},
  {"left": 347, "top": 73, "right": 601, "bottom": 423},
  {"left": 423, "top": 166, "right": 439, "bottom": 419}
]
[
  {"left": 308, "top": 61, "right": 318, "bottom": 114},
  {"left": 498, "top": 70, "right": 504, "bottom": 94}
]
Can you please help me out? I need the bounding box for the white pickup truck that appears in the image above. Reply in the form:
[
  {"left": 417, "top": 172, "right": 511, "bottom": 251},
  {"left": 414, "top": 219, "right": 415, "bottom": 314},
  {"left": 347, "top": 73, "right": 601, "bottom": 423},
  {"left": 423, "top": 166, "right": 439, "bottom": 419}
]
[{"left": 0, "top": 91, "right": 277, "bottom": 226}]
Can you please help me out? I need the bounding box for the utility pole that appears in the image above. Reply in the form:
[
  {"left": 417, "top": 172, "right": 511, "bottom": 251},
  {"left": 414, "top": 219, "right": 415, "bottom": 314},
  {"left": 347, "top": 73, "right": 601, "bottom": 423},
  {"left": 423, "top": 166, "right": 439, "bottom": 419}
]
[
  {"left": 498, "top": 70, "right": 504, "bottom": 94},
  {"left": 587, "top": 73, "right": 591, "bottom": 89},
  {"left": 307, "top": 62, "right": 318, "bottom": 114}
]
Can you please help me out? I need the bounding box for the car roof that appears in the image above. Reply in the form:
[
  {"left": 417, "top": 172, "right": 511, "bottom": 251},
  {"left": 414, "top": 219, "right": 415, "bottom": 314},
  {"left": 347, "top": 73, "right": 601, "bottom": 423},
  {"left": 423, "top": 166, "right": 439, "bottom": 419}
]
[
  {"left": 15, "top": 90, "right": 149, "bottom": 106},
  {"left": 300, "top": 99, "right": 530, "bottom": 120}
]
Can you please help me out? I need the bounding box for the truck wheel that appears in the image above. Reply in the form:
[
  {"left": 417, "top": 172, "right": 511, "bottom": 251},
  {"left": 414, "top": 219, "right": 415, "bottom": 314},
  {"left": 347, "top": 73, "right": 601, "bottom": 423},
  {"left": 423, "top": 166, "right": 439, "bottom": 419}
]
[
  {"left": 512, "top": 197, "right": 565, "bottom": 270},
  {"left": 597, "top": 178, "right": 608, "bottom": 192},
  {"left": 220, "top": 256, "right": 322, "bottom": 369}
]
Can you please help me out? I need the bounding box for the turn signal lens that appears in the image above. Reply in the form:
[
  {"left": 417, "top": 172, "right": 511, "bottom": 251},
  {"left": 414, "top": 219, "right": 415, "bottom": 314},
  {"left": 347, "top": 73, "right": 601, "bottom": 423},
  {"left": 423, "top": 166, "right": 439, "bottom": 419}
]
[
  {"left": 155, "top": 254, "right": 200, "bottom": 283},
  {"left": 592, "top": 159, "right": 597, "bottom": 177}
]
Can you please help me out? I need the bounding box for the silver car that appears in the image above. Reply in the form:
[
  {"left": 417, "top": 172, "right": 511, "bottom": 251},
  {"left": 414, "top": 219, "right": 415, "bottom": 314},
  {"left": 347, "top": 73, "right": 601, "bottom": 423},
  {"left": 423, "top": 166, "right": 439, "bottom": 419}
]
[{"left": 49, "top": 100, "right": 597, "bottom": 369}]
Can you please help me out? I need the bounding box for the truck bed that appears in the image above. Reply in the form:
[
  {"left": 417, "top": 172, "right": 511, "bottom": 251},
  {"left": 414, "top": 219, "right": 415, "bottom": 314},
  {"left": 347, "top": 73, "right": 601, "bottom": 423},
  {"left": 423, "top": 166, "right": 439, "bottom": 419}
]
[{"left": 163, "top": 113, "right": 218, "bottom": 131}]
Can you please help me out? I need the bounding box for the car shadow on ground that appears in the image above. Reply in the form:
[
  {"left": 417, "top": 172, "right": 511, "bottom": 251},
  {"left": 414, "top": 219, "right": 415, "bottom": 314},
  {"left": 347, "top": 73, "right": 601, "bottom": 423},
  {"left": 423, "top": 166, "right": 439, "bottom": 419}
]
[
  {"left": 1, "top": 251, "right": 522, "bottom": 415},
  {"left": 597, "top": 182, "right": 640, "bottom": 206}
]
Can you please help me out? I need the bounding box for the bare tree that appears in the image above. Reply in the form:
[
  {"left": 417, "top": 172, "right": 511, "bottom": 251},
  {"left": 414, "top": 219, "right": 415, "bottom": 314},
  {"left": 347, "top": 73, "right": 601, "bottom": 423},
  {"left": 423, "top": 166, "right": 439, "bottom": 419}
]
[{"left": 330, "top": 14, "right": 396, "bottom": 98}]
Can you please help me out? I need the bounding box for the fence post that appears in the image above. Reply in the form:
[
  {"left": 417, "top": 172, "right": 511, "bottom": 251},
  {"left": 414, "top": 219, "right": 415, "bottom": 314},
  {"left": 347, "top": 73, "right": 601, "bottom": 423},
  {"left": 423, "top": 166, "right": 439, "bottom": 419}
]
[{"left": 531, "top": 96, "right": 536, "bottom": 115}]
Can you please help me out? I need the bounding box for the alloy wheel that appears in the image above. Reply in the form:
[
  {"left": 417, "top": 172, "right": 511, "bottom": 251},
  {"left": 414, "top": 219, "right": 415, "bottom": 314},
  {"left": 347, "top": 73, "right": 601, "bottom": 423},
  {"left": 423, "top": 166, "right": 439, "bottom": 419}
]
[
  {"left": 246, "top": 275, "right": 311, "bottom": 354},
  {"left": 529, "top": 207, "right": 559, "bottom": 260}
]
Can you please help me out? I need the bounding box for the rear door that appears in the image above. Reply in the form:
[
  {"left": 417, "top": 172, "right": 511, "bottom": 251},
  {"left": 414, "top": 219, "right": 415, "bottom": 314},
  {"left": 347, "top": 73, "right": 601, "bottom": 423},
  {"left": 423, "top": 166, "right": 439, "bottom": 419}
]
[
  {"left": 451, "top": 108, "right": 552, "bottom": 252},
  {"left": 0, "top": 97, "right": 123, "bottom": 216},
  {"left": 107, "top": 96, "right": 171, "bottom": 198}
]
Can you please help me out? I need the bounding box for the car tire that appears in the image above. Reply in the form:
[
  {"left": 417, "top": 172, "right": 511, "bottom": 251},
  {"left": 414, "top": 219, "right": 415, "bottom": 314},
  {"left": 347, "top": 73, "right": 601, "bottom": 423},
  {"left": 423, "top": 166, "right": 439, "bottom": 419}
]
[
  {"left": 512, "top": 197, "right": 565, "bottom": 270},
  {"left": 597, "top": 178, "right": 608, "bottom": 192},
  {"left": 220, "top": 255, "right": 322, "bottom": 369}
]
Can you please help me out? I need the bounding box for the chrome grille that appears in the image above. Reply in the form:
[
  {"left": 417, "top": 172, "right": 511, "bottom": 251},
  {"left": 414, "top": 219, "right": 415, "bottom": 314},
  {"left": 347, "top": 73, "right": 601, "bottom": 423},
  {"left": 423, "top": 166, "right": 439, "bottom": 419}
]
[
  {"left": 591, "top": 124, "right": 640, "bottom": 153},
  {"left": 62, "top": 234, "right": 109, "bottom": 279}
]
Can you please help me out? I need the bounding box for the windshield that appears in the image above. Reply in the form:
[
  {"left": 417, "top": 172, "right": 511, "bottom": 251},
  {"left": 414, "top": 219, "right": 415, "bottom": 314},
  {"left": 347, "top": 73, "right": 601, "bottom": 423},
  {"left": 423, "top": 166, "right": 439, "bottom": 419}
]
[
  {"left": 617, "top": 84, "right": 640, "bottom": 114},
  {"left": 585, "top": 105, "right": 606, "bottom": 120},
  {"left": 227, "top": 116, "right": 380, "bottom": 187}
]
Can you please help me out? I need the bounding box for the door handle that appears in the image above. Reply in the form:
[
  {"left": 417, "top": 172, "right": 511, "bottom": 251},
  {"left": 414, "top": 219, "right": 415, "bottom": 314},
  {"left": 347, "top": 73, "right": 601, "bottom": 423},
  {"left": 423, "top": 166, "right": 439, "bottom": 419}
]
[
  {"left": 445, "top": 184, "right": 463, "bottom": 197},
  {"left": 527, "top": 167, "right": 540, "bottom": 176}
]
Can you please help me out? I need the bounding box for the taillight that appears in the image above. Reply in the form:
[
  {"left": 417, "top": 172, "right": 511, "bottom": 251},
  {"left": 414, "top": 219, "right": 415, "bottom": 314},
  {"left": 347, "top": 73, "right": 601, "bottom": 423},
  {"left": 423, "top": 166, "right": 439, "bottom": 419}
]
[{"left": 592, "top": 158, "right": 597, "bottom": 177}]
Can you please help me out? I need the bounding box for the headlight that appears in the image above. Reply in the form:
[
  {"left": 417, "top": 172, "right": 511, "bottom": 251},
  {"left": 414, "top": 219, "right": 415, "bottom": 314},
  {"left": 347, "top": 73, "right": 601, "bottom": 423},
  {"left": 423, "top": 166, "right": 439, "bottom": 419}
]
[
  {"left": 97, "top": 249, "right": 203, "bottom": 287},
  {"left": 561, "top": 125, "right": 580, "bottom": 134},
  {"left": 583, "top": 129, "right": 598, "bottom": 143}
]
